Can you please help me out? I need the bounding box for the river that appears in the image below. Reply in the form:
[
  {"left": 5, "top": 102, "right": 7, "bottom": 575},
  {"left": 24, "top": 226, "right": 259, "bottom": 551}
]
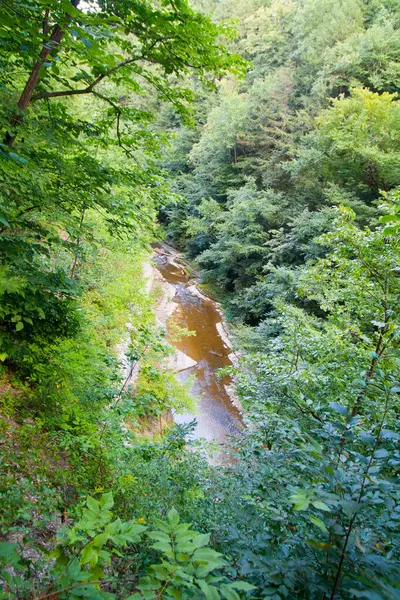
[{"left": 153, "top": 245, "right": 242, "bottom": 443}]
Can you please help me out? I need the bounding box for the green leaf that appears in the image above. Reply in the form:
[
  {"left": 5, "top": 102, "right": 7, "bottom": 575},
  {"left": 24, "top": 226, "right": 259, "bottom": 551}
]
[
  {"left": 86, "top": 496, "right": 100, "bottom": 514},
  {"left": 340, "top": 500, "right": 359, "bottom": 518},
  {"left": 192, "top": 548, "right": 223, "bottom": 563},
  {"left": 15, "top": 321, "right": 24, "bottom": 331},
  {"left": 100, "top": 492, "right": 114, "bottom": 510},
  {"left": 374, "top": 449, "right": 389, "bottom": 459},
  {"left": 293, "top": 498, "right": 310, "bottom": 510},
  {"left": 176, "top": 552, "right": 191, "bottom": 562},
  {"left": 0, "top": 353, "right": 7, "bottom": 362},
  {"left": 228, "top": 581, "right": 256, "bottom": 591},
  {"left": 93, "top": 533, "right": 109, "bottom": 547},
  {"left": 197, "top": 580, "right": 220, "bottom": 600},
  {"left": 167, "top": 588, "right": 182, "bottom": 600},
  {"left": 220, "top": 585, "right": 240, "bottom": 600},
  {"left": 381, "top": 429, "right": 399, "bottom": 440},
  {"left": 360, "top": 432, "right": 375, "bottom": 445},
  {"left": 149, "top": 564, "right": 169, "bottom": 580},
  {"left": 192, "top": 533, "right": 211, "bottom": 548},
  {"left": 153, "top": 519, "right": 171, "bottom": 534},
  {"left": 330, "top": 402, "right": 347, "bottom": 415},
  {"left": 121, "top": 523, "right": 146, "bottom": 543},
  {"left": 175, "top": 542, "right": 196, "bottom": 554},
  {"left": 290, "top": 491, "right": 311, "bottom": 511},
  {"left": 147, "top": 531, "right": 170, "bottom": 543},
  {"left": 379, "top": 214, "right": 400, "bottom": 223},
  {"left": 311, "top": 501, "right": 331, "bottom": 512},
  {"left": 105, "top": 519, "right": 120, "bottom": 536},
  {"left": 167, "top": 508, "right": 180, "bottom": 528},
  {"left": 152, "top": 541, "right": 173, "bottom": 554},
  {"left": 66, "top": 557, "right": 82, "bottom": 578},
  {"left": 310, "top": 516, "right": 329, "bottom": 533},
  {"left": 80, "top": 543, "right": 98, "bottom": 567}
]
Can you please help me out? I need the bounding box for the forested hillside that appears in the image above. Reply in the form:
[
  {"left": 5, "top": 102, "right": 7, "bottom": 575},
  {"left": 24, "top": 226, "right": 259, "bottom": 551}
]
[
  {"left": 0, "top": 0, "right": 399, "bottom": 599},
  {"left": 160, "top": 0, "right": 400, "bottom": 321}
]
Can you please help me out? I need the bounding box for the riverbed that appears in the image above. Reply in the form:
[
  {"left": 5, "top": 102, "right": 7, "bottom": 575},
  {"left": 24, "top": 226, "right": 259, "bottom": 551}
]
[{"left": 153, "top": 245, "right": 242, "bottom": 443}]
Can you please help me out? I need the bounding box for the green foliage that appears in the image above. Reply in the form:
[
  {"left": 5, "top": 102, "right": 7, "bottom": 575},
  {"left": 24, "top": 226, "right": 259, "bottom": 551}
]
[
  {"left": 315, "top": 88, "right": 400, "bottom": 192},
  {"left": 0, "top": 495, "right": 254, "bottom": 599},
  {"left": 0, "top": 0, "right": 243, "bottom": 554},
  {"left": 160, "top": 0, "right": 400, "bottom": 322},
  {"left": 133, "top": 363, "right": 196, "bottom": 420},
  {"left": 0, "top": 415, "right": 64, "bottom": 535},
  {"left": 0, "top": 0, "right": 245, "bottom": 363},
  {"left": 1, "top": 2, "right": 400, "bottom": 600},
  {"left": 132, "top": 508, "right": 255, "bottom": 600},
  {"left": 379, "top": 187, "right": 400, "bottom": 235},
  {"left": 221, "top": 206, "right": 400, "bottom": 598}
]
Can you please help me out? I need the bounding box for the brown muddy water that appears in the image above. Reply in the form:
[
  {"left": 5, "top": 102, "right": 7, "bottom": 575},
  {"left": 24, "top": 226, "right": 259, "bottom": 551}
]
[{"left": 153, "top": 246, "right": 242, "bottom": 443}]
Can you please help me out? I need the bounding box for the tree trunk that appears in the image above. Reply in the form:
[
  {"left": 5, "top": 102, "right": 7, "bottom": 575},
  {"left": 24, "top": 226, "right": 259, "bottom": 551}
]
[
  {"left": 5, "top": 0, "right": 80, "bottom": 146},
  {"left": 18, "top": 27, "right": 64, "bottom": 112}
]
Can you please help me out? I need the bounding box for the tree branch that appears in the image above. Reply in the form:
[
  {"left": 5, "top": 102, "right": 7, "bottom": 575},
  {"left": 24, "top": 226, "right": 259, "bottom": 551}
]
[
  {"left": 31, "top": 38, "right": 166, "bottom": 102},
  {"left": 17, "top": 0, "right": 81, "bottom": 112}
]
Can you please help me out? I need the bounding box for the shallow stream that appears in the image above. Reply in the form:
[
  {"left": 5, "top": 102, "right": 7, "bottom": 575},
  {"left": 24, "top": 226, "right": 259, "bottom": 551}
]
[{"left": 153, "top": 245, "right": 242, "bottom": 443}]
